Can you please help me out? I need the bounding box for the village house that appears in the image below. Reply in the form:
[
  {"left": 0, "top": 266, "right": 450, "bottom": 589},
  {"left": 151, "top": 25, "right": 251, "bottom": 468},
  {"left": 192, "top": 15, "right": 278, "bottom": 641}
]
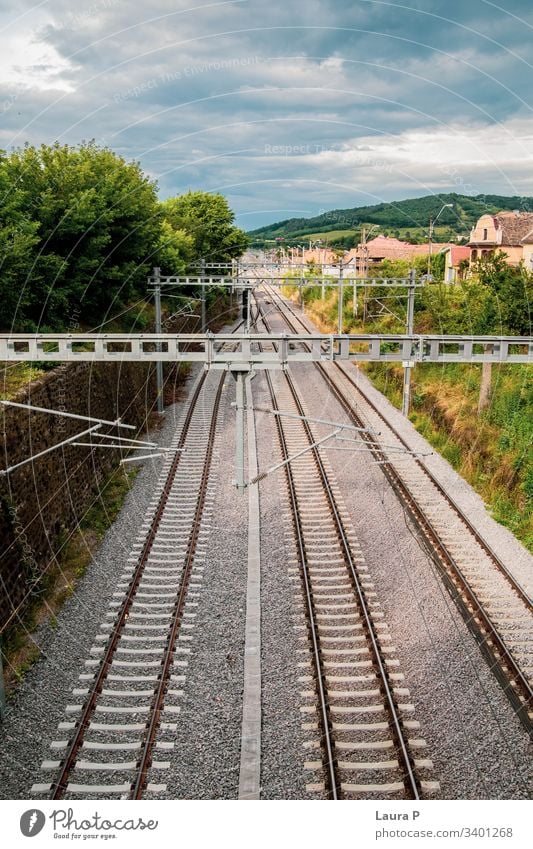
[
  {"left": 441, "top": 245, "right": 471, "bottom": 283},
  {"left": 468, "top": 211, "right": 533, "bottom": 268},
  {"left": 342, "top": 235, "right": 449, "bottom": 271}
]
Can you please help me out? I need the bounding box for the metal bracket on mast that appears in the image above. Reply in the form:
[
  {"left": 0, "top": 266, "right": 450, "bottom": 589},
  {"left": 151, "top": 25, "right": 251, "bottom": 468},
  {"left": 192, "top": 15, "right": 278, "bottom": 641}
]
[{"left": 231, "top": 369, "right": 248, "bottom": 492}]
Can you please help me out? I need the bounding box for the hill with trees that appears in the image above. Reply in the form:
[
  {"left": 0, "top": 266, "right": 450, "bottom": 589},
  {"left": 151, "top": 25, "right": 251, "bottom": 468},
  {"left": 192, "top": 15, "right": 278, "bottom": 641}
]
[{"left": 249, "top": 193, "right": 533, "bottom": 248}]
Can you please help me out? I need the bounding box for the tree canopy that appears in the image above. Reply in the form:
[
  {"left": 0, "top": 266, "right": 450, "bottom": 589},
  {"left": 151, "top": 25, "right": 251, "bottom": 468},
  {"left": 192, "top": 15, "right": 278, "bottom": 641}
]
[
  {"left": 0, "top": 143, "right": 247, "bottom": 331},
  {"left": 162, "top": 191, "right": 248, "bottom": 265}
]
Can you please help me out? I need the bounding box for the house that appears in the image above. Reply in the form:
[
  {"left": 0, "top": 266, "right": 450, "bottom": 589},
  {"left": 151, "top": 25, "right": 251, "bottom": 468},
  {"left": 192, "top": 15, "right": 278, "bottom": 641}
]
[
  {"left": 343, "top": 235, "right": 450, "bottom": 271},
  {"left": 520, "top": 228, "right": 533, "bottom": 271},
  {"left": 441, "top": 245, "right": 471, "bottom": 283},
  {"left": 468, "top": 211, "right": 533, "bottom": 266},
  {"left": 300, "top": 248, "right": 337, "bottom": 265}
]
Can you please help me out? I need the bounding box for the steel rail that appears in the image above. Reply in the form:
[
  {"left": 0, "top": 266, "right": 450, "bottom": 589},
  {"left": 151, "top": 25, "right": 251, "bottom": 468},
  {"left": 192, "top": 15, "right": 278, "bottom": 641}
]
[
  {"left": 131, "top": 376, "right": 225, "bottom": 798},
  {"left": 263, "top": 285, "right": 533, "bottom": 732},
  {"left": 255, "top": 312, "right": 338, "bottom": 797},
  {"left": 334, "top": 364, "right": 532, "bottom": 610},
  {"left": 263, "top": 285, "right": 532, "bottom": 609},
  {"left": 49, "top": 371, "right": 211, "bottom": 799},
  {"left": 263, "top": 368, "right": 339, "bottom": 799},
  {"left": 259, "top": 305, "right": 421, "bottom": 799}
]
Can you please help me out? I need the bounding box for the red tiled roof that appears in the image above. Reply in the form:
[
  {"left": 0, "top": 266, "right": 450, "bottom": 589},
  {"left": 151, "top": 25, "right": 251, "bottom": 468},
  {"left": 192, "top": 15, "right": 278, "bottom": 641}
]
[
  {"left": 344, "top": 236, "right": 450, "bottom": 262},
  {"left": 495, "top": 212, "right": 533, "bottom": 245},
  {"left": 469, "top": 211, "right": 533, "bottom": 247},
  {"left": 442, "top": 245, "right": 471, "bottom": 265}
]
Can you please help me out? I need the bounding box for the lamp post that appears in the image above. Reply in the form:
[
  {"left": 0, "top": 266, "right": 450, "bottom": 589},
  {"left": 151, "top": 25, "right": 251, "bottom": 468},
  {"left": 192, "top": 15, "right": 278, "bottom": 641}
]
[{"left": 427, "top": 203, "right": 453, "bottom": 279}]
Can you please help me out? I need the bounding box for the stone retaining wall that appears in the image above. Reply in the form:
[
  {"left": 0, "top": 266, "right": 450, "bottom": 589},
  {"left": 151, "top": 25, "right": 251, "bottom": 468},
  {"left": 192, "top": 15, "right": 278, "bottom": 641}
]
[{"left": 0, "top": 360, "right": 158, "bottom": 631}]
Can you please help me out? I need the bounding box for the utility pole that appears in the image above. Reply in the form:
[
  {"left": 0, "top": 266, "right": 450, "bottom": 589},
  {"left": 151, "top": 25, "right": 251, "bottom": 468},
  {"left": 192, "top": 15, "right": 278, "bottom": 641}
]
[
  {"left": 246, "top": 288, "right": 251, "bottom": 332},
  {"left": 200, "top": 257, "right": 207, "bottom": 332},
  {"left": 428, "top": 203, "right": 453, "bottom": 280},
  {"left": 153, "top": 266, "right": 164, "bottom": 414},
  {"left": 361, "top": 226, "right": 372, "bottom": 322},
  {"left": 427, "top": 218, "right": 433, "bottom": 279},
  {"left": 338, "top": 258, "right": 344, "bottom": 334},
  {"left": 402, "top": 268, "right": 416, "bottom": 417}
]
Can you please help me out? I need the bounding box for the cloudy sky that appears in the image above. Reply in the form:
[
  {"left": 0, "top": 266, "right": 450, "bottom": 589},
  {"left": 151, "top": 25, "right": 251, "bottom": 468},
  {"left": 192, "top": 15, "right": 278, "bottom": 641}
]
[{"left": 1, "top": 0, "right": 532, "bottom": 229}]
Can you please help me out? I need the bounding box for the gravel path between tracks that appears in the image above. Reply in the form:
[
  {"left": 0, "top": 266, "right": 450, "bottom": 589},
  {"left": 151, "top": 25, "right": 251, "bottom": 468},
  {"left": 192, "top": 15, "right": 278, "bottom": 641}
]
[
  {"left": 160, "top": 374, "right": 248, "bottom": 799},
  {"left": 0, "top": 366, "right": 202, "bottom": 800},
  {"left": 254, "top": 371, "right": 310, "bottom": 800},
  {"left": 160, "top": 370, "right": 309, "bottom": 799}
]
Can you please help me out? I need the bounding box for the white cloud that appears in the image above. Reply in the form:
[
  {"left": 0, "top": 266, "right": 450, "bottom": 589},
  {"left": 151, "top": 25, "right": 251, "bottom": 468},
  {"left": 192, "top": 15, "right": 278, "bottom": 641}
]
[{"left": 0, "top": 10, "right": 77, "bottom": 92}]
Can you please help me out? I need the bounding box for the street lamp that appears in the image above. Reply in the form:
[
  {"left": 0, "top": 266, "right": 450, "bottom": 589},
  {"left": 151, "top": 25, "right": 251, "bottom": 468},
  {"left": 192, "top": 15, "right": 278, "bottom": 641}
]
[{"left": 427, "top": 203, "right": 453, "bottom": 279}]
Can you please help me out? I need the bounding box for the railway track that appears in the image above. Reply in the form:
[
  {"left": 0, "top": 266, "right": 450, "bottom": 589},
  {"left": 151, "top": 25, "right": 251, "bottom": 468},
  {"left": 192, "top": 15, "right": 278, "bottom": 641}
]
[
  {"left": 255, "top": 310, "right": 438, "bottom": 799},
  {"left": 32, "top": 369, "right": 225, "bottom": 799},
  {"left": 259, "top": 284, "right": 533, "bottom": 733}
]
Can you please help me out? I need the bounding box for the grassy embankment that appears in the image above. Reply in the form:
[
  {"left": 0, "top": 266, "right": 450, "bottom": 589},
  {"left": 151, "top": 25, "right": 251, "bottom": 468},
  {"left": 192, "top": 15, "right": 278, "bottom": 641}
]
[{"left": 283, "top": 282, "right": 532, "bottom": 552}]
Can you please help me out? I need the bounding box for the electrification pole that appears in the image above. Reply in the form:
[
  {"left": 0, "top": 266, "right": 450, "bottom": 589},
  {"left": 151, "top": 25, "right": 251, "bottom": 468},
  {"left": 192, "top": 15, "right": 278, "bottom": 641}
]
[
  {"left": 231, "top": 258, "right": 236, "bottom": 309},
  {"left": 200, "top": 258, "right": 207, "bottom": 332},
  {"left": 338, "top": 258, "right": 344, "bottom": 334},
  {"left": 402, "top": 268, "right": 416, "bottom": 417},
  {"left": 153, "top": 266, "right": 164, "bottom": 414}
]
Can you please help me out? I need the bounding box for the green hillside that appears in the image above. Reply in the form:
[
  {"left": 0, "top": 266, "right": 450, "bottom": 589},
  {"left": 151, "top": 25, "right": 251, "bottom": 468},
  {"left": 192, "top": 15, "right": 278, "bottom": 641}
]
[{"left": 249, "top": 193, "right": 533, "bottom": 247}]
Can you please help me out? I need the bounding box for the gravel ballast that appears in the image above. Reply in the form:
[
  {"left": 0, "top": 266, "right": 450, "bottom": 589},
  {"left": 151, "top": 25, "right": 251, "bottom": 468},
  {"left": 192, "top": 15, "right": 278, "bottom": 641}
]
[
  {"left": 0, "top": 365, "right": 202, "bottom": 799},
  {"left": 262, "top": 292, "right": 532, "bottom": 798},
  {"left": 1, "top": 296, "right": 531, "bottom": 800}
]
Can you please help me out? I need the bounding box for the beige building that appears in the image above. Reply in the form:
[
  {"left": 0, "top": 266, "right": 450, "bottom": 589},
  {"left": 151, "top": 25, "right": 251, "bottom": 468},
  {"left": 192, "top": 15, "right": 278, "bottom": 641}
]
[
  {"left": 468, "top": 211, "right": 533, "bottom": 266},
  {"left": 521, "top": 228, "right": 533, "bottom": 271},
  {"left": 441, "top": 245, "right": 471, "bottom": 283}
]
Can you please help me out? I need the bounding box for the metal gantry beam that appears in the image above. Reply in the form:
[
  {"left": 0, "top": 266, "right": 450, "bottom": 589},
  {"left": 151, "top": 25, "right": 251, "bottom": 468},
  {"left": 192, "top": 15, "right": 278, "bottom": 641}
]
[
  {"left": 1, "top": 333, "right": 531, "bottom": 366},
  {"left": 149, "top": 274, "right": 424, "bottom": 288}
]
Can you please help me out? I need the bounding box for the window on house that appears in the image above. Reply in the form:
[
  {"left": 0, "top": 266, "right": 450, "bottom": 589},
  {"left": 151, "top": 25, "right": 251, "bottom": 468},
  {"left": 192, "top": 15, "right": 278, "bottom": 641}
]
[{"left": 483, "top": 228, "right": 488, "bottom": 240}]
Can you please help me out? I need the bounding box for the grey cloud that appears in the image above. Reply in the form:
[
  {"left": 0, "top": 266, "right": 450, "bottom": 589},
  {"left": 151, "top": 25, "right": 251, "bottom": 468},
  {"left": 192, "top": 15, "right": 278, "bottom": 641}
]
[{"left": 1, "top": 0, "right": 531, "bottom": 227}]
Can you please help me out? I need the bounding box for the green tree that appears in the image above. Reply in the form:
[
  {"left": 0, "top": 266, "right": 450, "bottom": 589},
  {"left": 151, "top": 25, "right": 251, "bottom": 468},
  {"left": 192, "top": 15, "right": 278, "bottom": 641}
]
[
  {"left": 157, "top": 219, "right": 194, "bottom": 274},
  {"left": 162, "top": 191, "right": 248, "bottom": 265},
  {"left": 0, "top": 142, "right": 162, "bottom": 330},
  {"left": 473, "top": 252, "right": 533, "bottom": 335},
  {"left": 0, "top": 160, "right": 40, "bottom": 329}
]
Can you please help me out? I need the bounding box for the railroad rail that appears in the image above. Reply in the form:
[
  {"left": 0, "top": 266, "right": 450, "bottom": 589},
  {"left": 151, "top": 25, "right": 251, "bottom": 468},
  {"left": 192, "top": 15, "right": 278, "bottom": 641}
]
[
  {"left": 32, "top": 370, "right": 225, "bottom": 799},
  {"left": 260, "top": 285, "right": 533, "bottom": 733},
  {"left": 257, "top": 313, "right": 438, "bottom": 798}
]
